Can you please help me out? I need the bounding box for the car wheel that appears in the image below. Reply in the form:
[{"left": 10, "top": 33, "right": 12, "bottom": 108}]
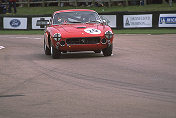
[
  {"left": 94, "top": 50, "right": 101, "bottom": 53},
  {"left": 50, "top": 42, "right": 61, "bottom": 59},
  {"left": 102, "top": 44, "right": 112, "bottom": 56},
  {"left": 44, "top": 39, "right": 51, "bottom": 55}
]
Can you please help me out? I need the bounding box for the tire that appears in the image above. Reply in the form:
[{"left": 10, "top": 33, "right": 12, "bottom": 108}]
[
  {"left": 102, "top": 44, "right": 113, "bottom": 56},
  {"left": 50, "top": 42, "right": 61, "bottom": 59},
  {"left": 94, "top": 50, "right": 101, "bottom": 53},
  {"left": 44, "top": 39, "right": 51, "bottom": 55}
]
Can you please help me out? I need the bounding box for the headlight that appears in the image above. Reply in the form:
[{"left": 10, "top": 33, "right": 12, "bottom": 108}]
[
  {"left": 105, "top": 31, "right": 113, "bottom": 39},
  {"left": 53, "top": 33, "right": 61, "bottom": 41}
]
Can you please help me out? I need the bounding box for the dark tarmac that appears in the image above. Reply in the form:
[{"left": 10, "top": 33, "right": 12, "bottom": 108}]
[{"left": 0, "top": 34, "right": 176, "bottom": 118}]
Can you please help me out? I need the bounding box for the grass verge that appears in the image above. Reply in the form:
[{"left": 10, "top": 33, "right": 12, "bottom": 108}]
[
  {"left": 2, "top": 3, "right": 176, "bottom": 15},
  {"left": 0, "top": 29, "right": 176, "bottom": 35},
  {"left": 114, "top": 29, "right": 176, "bottom": 34},
  {"left": 0, "top": 30, "right": 44, "bottom": 35}
]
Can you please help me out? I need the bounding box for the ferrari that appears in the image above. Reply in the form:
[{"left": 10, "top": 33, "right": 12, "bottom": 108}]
[{"left": 43, "top": 9, "right": 114, "bottom": 58}]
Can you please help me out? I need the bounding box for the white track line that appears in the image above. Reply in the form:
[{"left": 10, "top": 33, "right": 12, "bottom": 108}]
[
  {"left": 0, "top": 36, "right": 42, "bottom": 40},
  {"left": 34, "top": 38, "right": 42, "bottom": 40},
  {"left": 0, "top": 46, "right": 5, "bottom": 50},
  {"left": 15, "top": 37, "right": 29, "bottom": 39}
]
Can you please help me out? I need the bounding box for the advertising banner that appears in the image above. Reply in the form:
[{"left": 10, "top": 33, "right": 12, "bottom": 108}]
[
  {"left": 158, "top": 14, "right": 176, "bottom": 27},
  {"left": 32, "top": 17, "right": 51, "bottom": 29},
  {"left": 123, "top": 14, "right": 152, "bottom": 28},
  {"left": 100, "top": 15, "right": 116, "bottom": 28},
  {"left": 3, "top": 17, "right": 27, "bottom": 29}
]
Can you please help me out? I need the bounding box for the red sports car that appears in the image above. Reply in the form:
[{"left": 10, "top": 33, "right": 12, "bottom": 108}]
[{"left": 44, "top": 9, "right": 114, "bottom": 58}]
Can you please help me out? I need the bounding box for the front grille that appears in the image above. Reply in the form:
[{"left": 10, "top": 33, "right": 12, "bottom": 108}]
[
  {"left": 66, "top": 37, "right": 101, "bottom": 45},
  {"left": 60, "top": 41, "right": 65, "bottom": 46}
]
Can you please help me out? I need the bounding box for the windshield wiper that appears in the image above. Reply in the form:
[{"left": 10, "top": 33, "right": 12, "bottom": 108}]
[
  {"left": 86, "top": 20, "right": 101, "bottom": 23},
  {"left": 69, "top": 21, "right": 82, "bottom": 23}
]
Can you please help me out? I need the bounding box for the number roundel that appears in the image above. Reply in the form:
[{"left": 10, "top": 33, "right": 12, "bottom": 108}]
[{"left": 84, "top": 28, "right": 101, "bottom": 34}]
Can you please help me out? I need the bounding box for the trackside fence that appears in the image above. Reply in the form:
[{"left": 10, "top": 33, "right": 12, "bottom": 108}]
[{"left": 0, "top": 11, "right": 176, "bottom": 30}]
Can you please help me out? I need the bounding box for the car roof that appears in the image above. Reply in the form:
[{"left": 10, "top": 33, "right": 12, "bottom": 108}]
[{"left": 53, "top": 9, "right": 96, "bottom": 14}]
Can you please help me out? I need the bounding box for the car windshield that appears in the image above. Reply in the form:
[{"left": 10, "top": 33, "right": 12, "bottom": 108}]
[{"left": 53, "top": 11, "right": 101, "bottom": 25}]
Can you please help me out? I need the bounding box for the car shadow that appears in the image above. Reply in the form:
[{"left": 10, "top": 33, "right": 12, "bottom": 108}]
[
  {"left": 59, "top": 52, "right": 104, "bottom": 59},
  {"left": 31, "top": 51, "right": 106, "bottom": 60}
]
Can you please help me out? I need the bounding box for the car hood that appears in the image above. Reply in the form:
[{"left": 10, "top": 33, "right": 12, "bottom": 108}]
[{"left": 53, "top": 23, "right": 104, "bottom": 38}]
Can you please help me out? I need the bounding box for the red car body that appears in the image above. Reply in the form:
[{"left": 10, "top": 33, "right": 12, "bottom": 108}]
[{"left": 44, "top": 9, "right": 114, "bottom": 58}]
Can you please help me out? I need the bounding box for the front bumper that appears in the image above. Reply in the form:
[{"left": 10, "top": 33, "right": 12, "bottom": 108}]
[
  {"left": 53, "top": 36, "right": 112, "bottom": 52},
  {"left": 60, "top": 44, "right": 108, "bottom": 51}
]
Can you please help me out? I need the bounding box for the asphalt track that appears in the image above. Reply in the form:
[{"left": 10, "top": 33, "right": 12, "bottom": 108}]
[{"left": 0, "top": 34, "right": 176, "bottom": 118}]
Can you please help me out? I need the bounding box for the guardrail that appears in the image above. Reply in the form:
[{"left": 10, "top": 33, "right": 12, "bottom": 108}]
[{"left": 0, "top": 11, "right": 176, "bottom": 30}]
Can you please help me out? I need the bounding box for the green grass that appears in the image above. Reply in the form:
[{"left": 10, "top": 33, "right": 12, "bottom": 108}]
[
  {"left": 4, "top": 3, "right": 176, "bottom": 15},
  {"left": 0, "top": 29, "right": 176, "bottom": 35}
]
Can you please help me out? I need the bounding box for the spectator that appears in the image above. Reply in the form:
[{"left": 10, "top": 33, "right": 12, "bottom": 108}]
[
  {"left": 0, "top": 0, "right": 7, "bottom": 14},
  {"left": 140, "top": 0, "right": 144, "bottom": 5},
  {"left": 8, "top": 0, "right": 16, "bottom": 14}
]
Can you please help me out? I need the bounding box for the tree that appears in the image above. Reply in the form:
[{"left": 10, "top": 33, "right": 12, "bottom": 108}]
[
  {"left": 169, "top": 0, "right": 172, "bottom": 6},
  {"left": 144, "top": 0, "right": 147, "bottom": 5},
  {"left": 125, "top": 0, "right": 128, "bottom": 6},
  {"left": 162, "top": 0, "right": 167, "bottom": 3}
]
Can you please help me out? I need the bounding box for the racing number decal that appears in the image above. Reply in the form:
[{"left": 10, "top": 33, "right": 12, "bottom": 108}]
[{"left": 84, "top": 28, "right": 101, "bottom": 34}]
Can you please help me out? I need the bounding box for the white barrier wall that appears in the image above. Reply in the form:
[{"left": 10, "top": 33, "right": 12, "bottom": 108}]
[
  {"left": 3, "top": 17, "right": 27, "bottom": 29},
  {"left": 123, "top": 14, "right": 153, "bottom": 28},
  {"left": 32, "top": 17, "right": 51, "bottom": 29},
  {"left": 1, "top": 12, "right": 176, "bottom": 30},
  {"left": 158, "top": 14, "right": 176, "bottom": 27}
]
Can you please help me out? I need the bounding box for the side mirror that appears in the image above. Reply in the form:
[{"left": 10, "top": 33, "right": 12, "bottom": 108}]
[
  {"left": 100, "top": 16, "right": 110, "bottom": 25},
  {"left": 102, "top": 19, "right": 107, "bottom": 25}
]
